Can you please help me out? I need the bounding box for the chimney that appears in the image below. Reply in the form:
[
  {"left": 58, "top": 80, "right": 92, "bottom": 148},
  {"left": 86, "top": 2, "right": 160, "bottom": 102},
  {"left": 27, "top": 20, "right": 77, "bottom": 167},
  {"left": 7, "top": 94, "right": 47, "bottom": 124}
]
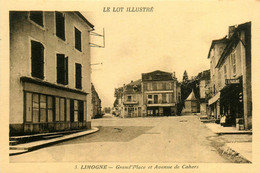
[{"left": 228, "top": 25, "right": 236, "bottom": 38}]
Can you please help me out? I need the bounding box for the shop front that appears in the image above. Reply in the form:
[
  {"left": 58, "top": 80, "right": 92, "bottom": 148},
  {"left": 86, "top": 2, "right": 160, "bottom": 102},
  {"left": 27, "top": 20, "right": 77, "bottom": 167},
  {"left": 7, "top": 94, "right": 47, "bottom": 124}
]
[{"left": 219, "top": 78, "right": 243, "bottom": 128}]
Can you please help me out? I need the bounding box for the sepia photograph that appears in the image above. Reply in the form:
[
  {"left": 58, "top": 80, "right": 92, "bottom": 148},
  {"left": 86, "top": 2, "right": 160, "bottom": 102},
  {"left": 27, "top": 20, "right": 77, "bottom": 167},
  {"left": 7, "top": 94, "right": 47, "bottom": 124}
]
[{"left": 1, "top": 0, "right": 260, "bottom": 173}]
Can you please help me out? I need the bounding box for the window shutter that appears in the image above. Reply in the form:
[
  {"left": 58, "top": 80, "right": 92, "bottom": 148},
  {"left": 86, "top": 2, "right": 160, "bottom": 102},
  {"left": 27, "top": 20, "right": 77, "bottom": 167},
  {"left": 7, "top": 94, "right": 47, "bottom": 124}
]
[
  {"left": 75, "top": 27, "right": 82, "bottom": 51},
  {"left": 57, "top": 54, "right": 65, "bottom": 84},
  {"left": 31, "top": 40, "right": 44, "bottom": 79},
  {"left": 55, "top": 12, "right": 65, "bottom": 40},
  {"left": 65, "top": 56, "right": 68, "bottom": 85},
  {"left": 76, "top": 63, "right": 82, "bottom": 89},
  {"left": 70, "top": 100, "right": 74, "bottom": 122}
]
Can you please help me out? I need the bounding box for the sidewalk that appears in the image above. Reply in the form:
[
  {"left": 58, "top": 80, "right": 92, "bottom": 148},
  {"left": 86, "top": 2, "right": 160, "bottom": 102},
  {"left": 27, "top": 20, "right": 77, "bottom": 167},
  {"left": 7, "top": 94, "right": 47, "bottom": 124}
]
[
  {"left": 10, "top": 127, "right": 99, "bottom": 156},
  {"left": 204, "top": 122, "right": 252, "bottom": 163},
  {"left": 205, "top": 123, "right": 252, "bottom": 135}
]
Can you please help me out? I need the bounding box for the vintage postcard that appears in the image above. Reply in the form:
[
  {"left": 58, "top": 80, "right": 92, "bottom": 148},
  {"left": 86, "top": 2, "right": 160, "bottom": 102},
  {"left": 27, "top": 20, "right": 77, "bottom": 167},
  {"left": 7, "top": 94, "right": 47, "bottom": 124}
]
[{"left": 1, "top": 0, "right": 260, "bottom": 173}]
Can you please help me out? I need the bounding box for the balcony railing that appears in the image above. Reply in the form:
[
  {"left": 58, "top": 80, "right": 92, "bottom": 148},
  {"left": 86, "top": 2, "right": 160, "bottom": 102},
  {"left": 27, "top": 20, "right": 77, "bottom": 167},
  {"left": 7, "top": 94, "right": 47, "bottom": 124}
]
[{"left": 123, "top": 100, "right": 138, "bottom": 105}]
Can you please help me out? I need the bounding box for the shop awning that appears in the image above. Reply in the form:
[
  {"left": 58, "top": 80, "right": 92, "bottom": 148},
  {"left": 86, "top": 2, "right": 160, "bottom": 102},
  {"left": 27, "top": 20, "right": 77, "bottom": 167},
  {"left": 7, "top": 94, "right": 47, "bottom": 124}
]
[{"left": 208, "top": 92, "right": 220, "bottom": 105}]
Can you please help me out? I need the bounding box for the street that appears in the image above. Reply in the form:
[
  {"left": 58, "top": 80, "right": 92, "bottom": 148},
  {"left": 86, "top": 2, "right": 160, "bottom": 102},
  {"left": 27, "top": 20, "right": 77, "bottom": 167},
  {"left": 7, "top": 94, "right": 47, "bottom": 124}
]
[{"left": 10, "top": 114, "right": 229, "bottom": 162}]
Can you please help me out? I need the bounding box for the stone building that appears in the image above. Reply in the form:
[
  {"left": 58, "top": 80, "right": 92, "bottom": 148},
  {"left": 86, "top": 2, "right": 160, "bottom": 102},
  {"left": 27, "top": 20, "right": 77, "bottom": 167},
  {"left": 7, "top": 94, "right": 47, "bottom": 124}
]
[
  {"left": 142, "top": 70, "right": 181, "bottom": 116},
  {"left": 114, "top": 70, "right": 181, "bottom": 117},
  {"left": 207, "top": 22, "right": 251, "bottom": 130},
  {"left": 196, "top": 69, "right": 210, "bottom": 115},
  {"left": 91, "top": 83, "right": 102, "bottom": 118},
  {"left": 120, "top": 80, "right": 144, "bottom": 118},
  {"left": 10, "top": 11, "right": 94, "bottom": 135}
]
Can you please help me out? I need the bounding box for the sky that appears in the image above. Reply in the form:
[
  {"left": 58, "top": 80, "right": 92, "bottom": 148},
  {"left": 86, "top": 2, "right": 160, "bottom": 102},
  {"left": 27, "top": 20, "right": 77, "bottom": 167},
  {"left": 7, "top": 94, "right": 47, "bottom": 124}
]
[{"left": 81, "top": 1, "right": 260, "bottom": 108}]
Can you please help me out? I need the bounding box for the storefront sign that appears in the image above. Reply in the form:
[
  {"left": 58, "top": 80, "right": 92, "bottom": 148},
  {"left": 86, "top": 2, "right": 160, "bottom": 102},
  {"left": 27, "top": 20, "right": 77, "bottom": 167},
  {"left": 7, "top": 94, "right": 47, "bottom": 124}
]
[{"left": 225, "top": 79, "right": 240, "bottom": 85}]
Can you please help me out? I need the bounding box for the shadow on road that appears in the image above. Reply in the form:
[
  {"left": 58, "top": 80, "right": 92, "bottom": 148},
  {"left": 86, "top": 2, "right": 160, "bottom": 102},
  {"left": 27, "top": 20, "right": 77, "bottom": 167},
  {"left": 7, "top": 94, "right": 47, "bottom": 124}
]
[{"left": 55, "top": 126, "right": 154, "bottom": 146}]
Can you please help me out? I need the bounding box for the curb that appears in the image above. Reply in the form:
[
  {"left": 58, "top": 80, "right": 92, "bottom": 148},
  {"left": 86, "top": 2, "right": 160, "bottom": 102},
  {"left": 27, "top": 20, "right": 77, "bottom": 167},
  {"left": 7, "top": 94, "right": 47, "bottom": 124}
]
[{"left": 9, "top": 127, "right": 99, "bottom": 156}]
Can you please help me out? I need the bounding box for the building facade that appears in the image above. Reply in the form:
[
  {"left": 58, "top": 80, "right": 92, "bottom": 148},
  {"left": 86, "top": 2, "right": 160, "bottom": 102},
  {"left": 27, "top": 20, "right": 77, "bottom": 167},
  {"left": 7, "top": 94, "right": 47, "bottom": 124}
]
[
  {"left": 10, "top": 11, "right": 94, "bottom": 135},
  {"left": 196, "top": 70, "right": 210, "bottom": 115},
  {"left": 121, "top": 80, "right": 144, "bottom": 118},
  {"left": 91, "top": 83, "right": 102, "bottom": 118},
  {"left": 142, "top": 70, "right": 181, "bottom": 116},
  {"left": 114, "top": 70, "right": 181, "bottom": 118},
  {"left": 207, "top": 22, "right": 252, "bottom": 130}
]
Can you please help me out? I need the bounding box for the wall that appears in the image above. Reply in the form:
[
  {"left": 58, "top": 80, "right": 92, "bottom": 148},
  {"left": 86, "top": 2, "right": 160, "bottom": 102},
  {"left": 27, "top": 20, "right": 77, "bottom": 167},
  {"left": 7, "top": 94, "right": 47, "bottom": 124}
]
[{"left": 10, "top": 12, "right": 92, "bottom": 126}]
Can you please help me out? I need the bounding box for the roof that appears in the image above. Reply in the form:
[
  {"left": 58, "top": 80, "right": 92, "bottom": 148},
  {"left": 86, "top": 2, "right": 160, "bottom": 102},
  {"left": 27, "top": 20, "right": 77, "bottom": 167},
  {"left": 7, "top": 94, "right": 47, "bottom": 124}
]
[
  {"left": 186, "top": 90, "right": 197, "bottom": 101},
  {"left": 207, "top": 36, "right": 228, "bottom": 59},
  {"left": 216, "top": 22, "right": 251, "bottom": 68},
  {"left": 75, "top": 12, "right": 94, "bottom": 29},
  {"left": 196, "top": 69, "right": 210, "bottom": 81},
  {"left": 142, "top": 70, "right": 173, "bottom": 81},
  {"left": 124, "top": 79, "right": 142, "bottom": 94},
  {"left": 125, "top": 79, "right": 142, "bottom": 86}
]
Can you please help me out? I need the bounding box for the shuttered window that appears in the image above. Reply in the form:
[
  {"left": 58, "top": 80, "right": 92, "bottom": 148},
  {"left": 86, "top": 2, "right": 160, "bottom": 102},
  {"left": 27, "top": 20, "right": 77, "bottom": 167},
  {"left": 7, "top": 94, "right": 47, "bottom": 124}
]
[
  {"left": 75, "top": 63, "right": 82, "bottom": 89},
  {"left": 57, "top": 54, "right": 68, "bottom": 85},
  {"left": 31, "top": 40, "right": 44, "bottom": 79},
  {"left": 75, "top": 27, "right": 82, "bottom": 51},
  {"left": 55, "top": 12, "right": 65, "bottom": 40}
]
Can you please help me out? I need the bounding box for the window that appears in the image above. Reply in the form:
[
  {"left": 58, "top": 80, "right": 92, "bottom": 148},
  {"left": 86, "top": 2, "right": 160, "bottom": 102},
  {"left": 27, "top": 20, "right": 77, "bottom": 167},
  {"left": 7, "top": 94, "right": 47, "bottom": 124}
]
[
  {"left": 31, "top": 40, "right": 44, "bottom": 79},
  {"left": 29, "top": 11, "right": 43, "bottom": 27},
  {"left": 70, "top": 100, "right": 84, "bottom": 122},
  {"left": 47, "top": 96, "right": 54, "bottom": 122},
  {"left": 55, "top": 12, "right": 65, "bottom": 40},
  {"left": 25, "top": 92, "right": 53, "bottom": 123},
  {"left": 75, "top": 27, "right": 82, "bottom": 51},
  {"left": 162, "top": 93, "right": 167, "bottom": 103},
  {"left": 162, "top": 83, "right": 166, "bottom": 90},
  {"left": 55, "top": 97, "right": 66, "bottom": 122},
  {"left": 152, "top": 83, "right": 157, "bottom": 90},
  {"left": 154, "top": 95, "right": 158, "bottom": 104},
  {"left": 147, "top": 83, "right": 152, "bottom": 91},
  {"left": 127, "top": 96, "right": 132, "bottom": 101},
  {"left": 40, "top": 95, "right": 47, "bottom": 122},
  {"left": 157, "top": 83, "right": 163, "bottom": 90},
  {"left": 148, "top": 95, "right": 152, "bottom": 99},
  {"left": 74, "top": 100, "right": 78, "bottom": 122},
  {"left": 78, "top": 101, "right": 84, "bottom": 122},
  {"left": 75, "top": 63, "right": 82, "bottom": 89},
  {"left": 231, "top": 53, "right": 236, "bottom": 74},
  {"left": 57, "top": 54, "right": 68, "bottom": 85},
  {"left": 32, "top": 94, "right": 39, "bottom": 122}
]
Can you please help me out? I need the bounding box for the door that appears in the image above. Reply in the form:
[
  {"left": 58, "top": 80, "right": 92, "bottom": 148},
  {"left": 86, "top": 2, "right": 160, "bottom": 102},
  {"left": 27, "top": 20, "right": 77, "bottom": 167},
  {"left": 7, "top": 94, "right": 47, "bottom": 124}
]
[
  {"left": 138, "top": 107, "right": 141, "bottom": 117},
  {"left": 154, "top": 95, "right": 158, "bottom": 104}
]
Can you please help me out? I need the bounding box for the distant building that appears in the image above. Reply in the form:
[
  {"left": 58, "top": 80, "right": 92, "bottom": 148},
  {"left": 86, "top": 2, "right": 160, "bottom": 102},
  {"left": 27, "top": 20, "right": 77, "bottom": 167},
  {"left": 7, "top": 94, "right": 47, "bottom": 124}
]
[
  {"left": 196, "top": 69, "right": 210, "bottom": 115},
  {"left": 114, "top": 70, "right": 181, "bottom": 117},
  {"left": 121, "top": 80, "right": 143, "bottom": 118},
  {"left": 91, "top": 83, "right": 102, "bottom": 118},
  {"left": 142, "top": 70, "right": 181, "bottom": 116},
  {"left": 10, "top": 11, "right": 94, "bottom": 135},
  {"left": 207, "top": 22, "right": 251, "bottom": 130},
  {"left": 182, "top": 90, "right": 199, "bottom": 113}
]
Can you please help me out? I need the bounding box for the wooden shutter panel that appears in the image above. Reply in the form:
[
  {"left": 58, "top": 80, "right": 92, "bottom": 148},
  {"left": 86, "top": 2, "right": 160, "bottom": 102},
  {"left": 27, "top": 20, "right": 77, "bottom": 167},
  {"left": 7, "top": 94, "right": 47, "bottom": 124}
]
[
  {"left": 31, "top": 40, "right": 44, "bottom": 79},
  {"left": 76, "top": 63, "right": 82, "bottom": 89},
  {"left": 55, "top": 12, "right": 65, "bottom": 40},
  {"left": 70, "top": 100, "right": 74, "bottom": 122},
  {"left": 57, "top": 54, "right": 65, "bottom": 84},
  {"left": 65, "top": 56, "right": 68, "bottom": 85}
]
